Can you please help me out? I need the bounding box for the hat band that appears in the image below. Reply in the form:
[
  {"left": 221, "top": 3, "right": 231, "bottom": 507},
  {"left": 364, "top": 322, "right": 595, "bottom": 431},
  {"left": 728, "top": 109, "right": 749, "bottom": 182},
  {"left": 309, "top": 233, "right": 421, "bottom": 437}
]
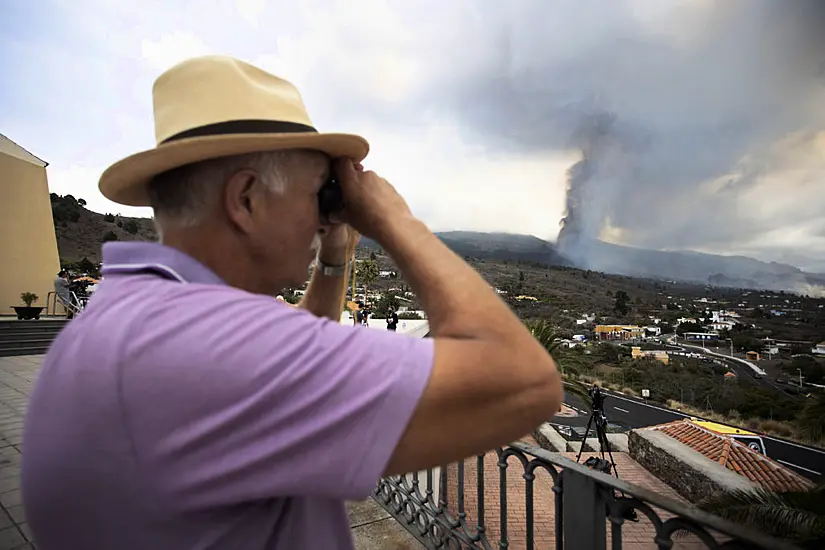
[{"left": 161, "top": 119, "right": 318, "bottom": 144}]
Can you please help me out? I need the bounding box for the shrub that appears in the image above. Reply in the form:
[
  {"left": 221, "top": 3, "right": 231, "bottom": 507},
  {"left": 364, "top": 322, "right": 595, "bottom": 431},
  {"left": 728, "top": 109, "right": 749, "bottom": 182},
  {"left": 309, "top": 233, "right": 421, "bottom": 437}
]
[
  {"left": 123, "top": 220, "right": 139, "bottom": 234},
  {"left": 20, "top": 292, "right": 38, "bottom": 307}
]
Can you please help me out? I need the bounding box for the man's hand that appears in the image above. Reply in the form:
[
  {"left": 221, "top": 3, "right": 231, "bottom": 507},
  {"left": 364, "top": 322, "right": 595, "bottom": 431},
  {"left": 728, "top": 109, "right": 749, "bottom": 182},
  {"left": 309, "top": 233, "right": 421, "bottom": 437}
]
[{"left": 333, "top": 159, "right": 413, "bottom": 239}]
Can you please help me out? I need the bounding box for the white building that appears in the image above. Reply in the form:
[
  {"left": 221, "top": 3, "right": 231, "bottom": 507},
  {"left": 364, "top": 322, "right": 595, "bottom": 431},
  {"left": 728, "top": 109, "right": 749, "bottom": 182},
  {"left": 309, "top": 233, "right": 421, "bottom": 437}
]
[{"left": 813, "top": 342, "right": 825, "bottom": 355}]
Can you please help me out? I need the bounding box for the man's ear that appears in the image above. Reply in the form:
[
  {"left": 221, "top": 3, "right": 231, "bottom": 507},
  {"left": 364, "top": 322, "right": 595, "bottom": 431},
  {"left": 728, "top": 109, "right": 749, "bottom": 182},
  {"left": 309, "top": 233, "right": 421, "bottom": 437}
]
[{"left": 224, "top": 169, "right": 261, "bottom": 234}]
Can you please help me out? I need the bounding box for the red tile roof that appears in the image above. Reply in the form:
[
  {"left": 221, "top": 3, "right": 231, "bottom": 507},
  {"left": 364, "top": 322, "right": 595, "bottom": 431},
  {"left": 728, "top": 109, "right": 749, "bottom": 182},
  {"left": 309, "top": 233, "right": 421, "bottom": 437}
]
[{"left": 646, "top": 419, "right": 813, "bottom": 493}]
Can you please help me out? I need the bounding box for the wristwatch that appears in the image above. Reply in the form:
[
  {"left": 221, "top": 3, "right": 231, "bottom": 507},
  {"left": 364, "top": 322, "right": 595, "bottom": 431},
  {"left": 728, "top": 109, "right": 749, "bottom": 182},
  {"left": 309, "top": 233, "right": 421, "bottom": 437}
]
[{"left": 316, "top": 258, "right": 350, "bottom": 277}]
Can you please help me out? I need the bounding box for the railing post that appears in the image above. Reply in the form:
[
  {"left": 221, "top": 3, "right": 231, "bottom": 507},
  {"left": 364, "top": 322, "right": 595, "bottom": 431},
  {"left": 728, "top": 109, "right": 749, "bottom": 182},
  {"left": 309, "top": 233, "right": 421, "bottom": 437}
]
[{"left": 561, "top": 467, "right": 607, "bottom": 549}]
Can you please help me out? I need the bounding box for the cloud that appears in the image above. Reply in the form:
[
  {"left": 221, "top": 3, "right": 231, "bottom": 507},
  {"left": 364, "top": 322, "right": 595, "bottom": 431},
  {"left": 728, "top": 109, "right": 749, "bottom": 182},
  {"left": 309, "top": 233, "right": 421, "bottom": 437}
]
[{"left": 2, "top": 0, "right": 825, "bottom": 265}]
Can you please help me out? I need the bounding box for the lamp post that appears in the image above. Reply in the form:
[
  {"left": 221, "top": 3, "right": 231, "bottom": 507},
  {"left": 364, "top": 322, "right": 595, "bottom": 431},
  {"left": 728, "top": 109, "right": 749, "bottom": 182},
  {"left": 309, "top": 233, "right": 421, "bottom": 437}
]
[{"left": 797, "top": 368, "right": 804, "bottom": 395}]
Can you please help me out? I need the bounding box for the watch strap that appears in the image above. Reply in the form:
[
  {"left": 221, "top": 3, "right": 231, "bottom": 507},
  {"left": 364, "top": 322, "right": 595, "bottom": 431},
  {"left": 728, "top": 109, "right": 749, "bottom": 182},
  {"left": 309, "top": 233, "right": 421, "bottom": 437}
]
[{"left": 316, "top": 258, "right": 350, "bottom": 277}]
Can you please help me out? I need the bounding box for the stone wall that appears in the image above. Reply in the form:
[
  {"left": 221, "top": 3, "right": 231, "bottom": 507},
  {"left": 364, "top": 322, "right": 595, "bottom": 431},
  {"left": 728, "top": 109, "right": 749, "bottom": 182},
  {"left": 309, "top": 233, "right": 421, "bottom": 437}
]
[{"left": 628, "top": 429, "right": 756, "bottom": 503}]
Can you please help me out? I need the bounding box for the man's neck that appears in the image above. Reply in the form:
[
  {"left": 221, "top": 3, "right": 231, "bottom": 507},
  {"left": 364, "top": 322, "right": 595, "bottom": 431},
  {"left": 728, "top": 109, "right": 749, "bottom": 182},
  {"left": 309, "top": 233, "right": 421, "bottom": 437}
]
[{"left": 160, "top": 229, "right": 276, "bottom": 295}]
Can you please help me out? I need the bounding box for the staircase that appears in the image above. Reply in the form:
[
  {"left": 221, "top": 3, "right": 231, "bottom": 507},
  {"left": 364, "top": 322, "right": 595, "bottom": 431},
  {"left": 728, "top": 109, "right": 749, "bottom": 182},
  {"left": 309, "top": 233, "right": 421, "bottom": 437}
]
[{"left": 0, "top": 319, "right": 69, "bottom": 357}]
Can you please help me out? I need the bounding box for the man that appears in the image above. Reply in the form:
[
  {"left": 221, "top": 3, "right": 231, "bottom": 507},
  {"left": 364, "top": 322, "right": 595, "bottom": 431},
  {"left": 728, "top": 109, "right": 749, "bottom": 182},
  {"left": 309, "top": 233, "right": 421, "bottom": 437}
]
[
  {"left": 21, "top": 56, "right": 561, "bottom": 550},
  {"left": 53, "top": 270, "right": 72, "bottom": 319},
  {"left": 387, "top": 306, "right": 399, "bottom": 332}
]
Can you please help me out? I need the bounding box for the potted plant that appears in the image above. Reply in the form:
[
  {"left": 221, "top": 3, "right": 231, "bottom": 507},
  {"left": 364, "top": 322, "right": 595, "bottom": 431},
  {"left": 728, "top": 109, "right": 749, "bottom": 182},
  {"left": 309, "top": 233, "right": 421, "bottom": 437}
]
[{"left": 13, "top": 292, "right": 44, "bottom": 320}]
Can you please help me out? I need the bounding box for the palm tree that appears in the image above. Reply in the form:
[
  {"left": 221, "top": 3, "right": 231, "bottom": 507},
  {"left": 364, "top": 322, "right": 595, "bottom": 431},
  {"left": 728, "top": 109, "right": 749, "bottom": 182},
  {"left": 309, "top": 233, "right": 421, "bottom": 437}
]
[
  {"left": 358, "top": 258, "right": 379, "bottom": 304},
  {"left": 525, "top": 319, "right": 593, "bottom": 409},
  {"left": 697, "top": 484, "right": 825, "bottom": 548}
]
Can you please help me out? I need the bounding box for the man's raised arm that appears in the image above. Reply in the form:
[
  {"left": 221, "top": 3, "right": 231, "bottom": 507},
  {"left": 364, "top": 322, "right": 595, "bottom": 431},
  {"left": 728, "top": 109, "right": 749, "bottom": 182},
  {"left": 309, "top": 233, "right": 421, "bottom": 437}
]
[{"left": 336, "top": 160, "right": 563, "bottom": 475}]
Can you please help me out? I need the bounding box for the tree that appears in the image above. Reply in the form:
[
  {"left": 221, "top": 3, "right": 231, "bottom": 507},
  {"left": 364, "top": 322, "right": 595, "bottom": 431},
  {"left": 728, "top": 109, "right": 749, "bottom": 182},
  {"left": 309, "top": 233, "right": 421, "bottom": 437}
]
[
  {"left": 519, "top": 270, "right": 525, "bottom": 282},
  {"left": 798, "top": 393, "right": 825, "bottom": 443},
  {"left": 123, "top": 219, "right": 139, "bottom": 235},
  {"left": 77, "top": 198, "right": 87, "bottom": 206},
  {"left": 102, "top": 231, "right": 118, "bottom": 243},
  {"left": 698, "top": 485, "right": 825, "bottom": 548},
  {"left": 374, "top": 293, "right": 400, "bottom": 317},
  {"left": 77, "top": 257, "right": 96, "bottom": 275},
  {"left": 358, "top": 258, "right": 379, "bottom": 302},
  {"left": 614, "top": 290, "right": 630, "bottom": 316},
  {"left": 104, "top": 213, "right": 116, "bottom": 223}
]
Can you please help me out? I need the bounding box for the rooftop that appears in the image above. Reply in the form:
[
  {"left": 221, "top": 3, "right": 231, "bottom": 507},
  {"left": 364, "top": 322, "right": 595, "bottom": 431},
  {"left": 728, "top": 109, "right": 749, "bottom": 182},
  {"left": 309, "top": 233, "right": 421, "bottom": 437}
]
[{"left": 645, "top": 419, "right": 813, "bottom": 493}]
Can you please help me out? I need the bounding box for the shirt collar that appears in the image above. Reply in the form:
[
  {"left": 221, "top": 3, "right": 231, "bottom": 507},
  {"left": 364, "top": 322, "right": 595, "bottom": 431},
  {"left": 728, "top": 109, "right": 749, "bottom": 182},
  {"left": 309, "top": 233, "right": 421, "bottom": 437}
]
[{"left": 100, "top": 242, "right": 226, "bottom": 286}]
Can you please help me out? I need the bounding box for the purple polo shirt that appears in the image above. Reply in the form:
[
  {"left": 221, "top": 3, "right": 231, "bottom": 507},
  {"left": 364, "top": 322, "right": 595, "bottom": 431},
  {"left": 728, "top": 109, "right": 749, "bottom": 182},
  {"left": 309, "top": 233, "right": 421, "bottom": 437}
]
[{"left": 21, "top": 242, "right": 434, "bottom": 550}]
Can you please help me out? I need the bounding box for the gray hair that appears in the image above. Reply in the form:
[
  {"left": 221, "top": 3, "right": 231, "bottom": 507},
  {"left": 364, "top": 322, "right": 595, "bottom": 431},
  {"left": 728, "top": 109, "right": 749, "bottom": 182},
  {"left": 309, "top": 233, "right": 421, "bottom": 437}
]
[{"left": 148, "top": 150, "right": 315, "bottom": 231}]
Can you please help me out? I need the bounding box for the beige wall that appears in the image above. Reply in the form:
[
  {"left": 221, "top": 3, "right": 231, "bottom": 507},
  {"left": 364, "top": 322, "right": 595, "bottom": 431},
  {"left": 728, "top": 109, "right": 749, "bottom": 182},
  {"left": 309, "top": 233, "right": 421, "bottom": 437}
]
[{"left": 0, "top": 153, "right": 61, "bottom": 315}]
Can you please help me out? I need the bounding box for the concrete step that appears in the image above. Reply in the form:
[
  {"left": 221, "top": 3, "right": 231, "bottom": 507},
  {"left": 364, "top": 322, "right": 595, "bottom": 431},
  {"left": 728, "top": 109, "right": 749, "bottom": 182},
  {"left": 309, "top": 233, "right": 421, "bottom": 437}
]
[
  {"left": 534, "top": 423, "right": 573, "bottom": 452},
  {"left": 0, "top": 320, "right": 67, "bottom": 357},
  {"left": 348, "top": 498, "right": 424, "bottom": 549},
  {"left": 0, "top": 332, "right": 62, "bottom": 343},
  {"left": 0, "top": 346, "right": 50, "bottom": 358}
]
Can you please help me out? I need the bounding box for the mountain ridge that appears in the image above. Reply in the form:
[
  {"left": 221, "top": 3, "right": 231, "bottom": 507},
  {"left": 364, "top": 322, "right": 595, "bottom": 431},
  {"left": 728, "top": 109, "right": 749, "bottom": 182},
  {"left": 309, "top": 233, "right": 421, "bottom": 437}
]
[{"left": 50, "top": 196, "right": 823, "bottom": 295}]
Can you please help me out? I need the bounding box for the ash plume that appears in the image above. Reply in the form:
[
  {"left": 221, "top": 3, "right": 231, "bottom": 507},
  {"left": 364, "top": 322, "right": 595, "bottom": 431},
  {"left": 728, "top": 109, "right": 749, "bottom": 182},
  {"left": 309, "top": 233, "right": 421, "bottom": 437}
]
[{"left": 426, "top": 0, "right": 825, "bottom": 266}]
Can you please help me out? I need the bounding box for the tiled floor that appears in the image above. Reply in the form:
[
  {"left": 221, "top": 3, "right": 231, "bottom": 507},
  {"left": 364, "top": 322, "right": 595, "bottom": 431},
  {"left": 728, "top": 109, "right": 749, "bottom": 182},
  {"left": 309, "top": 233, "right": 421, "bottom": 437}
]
[{"left": 0, "top": 355, "right": 41, "bottom": 550}]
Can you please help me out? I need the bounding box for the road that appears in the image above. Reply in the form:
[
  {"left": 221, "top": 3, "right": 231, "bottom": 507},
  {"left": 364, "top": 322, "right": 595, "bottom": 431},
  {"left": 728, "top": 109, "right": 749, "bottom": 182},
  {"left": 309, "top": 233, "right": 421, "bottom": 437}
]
[
  {"left": 555, "top": 387, "right": 825, "bottom": 481},
  {"left": 675, "top": 341, "right": 791, "bottom": 395}
]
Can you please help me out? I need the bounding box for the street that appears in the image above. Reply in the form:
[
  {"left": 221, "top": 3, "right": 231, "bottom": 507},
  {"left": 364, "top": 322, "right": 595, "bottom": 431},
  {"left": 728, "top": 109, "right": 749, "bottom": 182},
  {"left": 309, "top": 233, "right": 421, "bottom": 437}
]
[{"left": 554, "top": 386, "right": 825, "bottom": 481}]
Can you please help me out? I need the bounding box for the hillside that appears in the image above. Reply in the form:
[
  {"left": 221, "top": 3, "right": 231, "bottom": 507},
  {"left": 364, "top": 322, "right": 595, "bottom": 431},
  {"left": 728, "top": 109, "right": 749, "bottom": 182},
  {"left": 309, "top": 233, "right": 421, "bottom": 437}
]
[
  {"left": 50, "top": 196, "right": 824, "bottom": 296},
  {"left": 50, "top": 194, "right": 156, "bottom": 263},
  {"left": 376, "top": 231, "right": 825, "bottom": 296}
]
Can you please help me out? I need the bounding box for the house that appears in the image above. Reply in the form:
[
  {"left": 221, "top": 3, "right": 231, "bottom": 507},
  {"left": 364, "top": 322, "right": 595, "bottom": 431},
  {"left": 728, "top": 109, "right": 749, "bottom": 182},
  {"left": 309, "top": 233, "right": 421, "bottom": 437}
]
[
  {"left": 745, "top": 351, "right": 761, "bottom": 361},
  {"left": 644, "top": 326, "right": 662, "bottom": 336},
  {"left": 594, "top": 325, "right": 644, "bottom": 340},
  {"left": 642, "top": 419, "right": 812, "bottom": 493},
  {"left": 710, "top": 320, "right": 736, "bottom": 331},
  {"left": 631, "top": 347, "right": 669, "bottom": 364},
  {"left": 813, "top": 342, "right": 825, "bottom": 355},
  {"left": 762, "top": 338, "right": 779, "bottom": 356},
  {"left": 575, "top": 319, "right": 587, "bottom": 325},
  {"left": 0, "top": 134, "right": 61, "bottom": 315}
]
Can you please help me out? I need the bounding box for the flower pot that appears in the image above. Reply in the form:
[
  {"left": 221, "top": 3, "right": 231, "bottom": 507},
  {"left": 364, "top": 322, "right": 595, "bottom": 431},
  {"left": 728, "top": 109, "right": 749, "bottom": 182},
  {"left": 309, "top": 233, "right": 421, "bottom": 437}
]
[{"left": 12, "top": 306, "right": 44, "bottom": 320}]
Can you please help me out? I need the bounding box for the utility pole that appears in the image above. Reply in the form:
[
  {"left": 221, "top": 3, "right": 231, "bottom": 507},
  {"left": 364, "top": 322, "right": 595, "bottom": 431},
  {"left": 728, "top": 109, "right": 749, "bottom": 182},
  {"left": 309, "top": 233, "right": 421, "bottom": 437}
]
[{"left": 798, "top": 368, "right": 804, "bottom": 395}]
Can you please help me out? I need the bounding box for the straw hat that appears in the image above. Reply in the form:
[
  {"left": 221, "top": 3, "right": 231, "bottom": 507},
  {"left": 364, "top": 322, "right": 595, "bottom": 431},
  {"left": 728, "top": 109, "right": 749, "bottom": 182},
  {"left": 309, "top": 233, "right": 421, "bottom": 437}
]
[{"left": 99, "top": 55, "right": 369, "bottom": 206}]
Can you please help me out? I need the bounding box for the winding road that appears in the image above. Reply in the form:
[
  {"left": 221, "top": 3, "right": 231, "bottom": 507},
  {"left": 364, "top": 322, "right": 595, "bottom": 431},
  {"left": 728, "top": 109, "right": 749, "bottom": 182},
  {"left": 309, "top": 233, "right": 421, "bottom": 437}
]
[{"left": 555, "top": 387, "right": 825, "bottom": 481}]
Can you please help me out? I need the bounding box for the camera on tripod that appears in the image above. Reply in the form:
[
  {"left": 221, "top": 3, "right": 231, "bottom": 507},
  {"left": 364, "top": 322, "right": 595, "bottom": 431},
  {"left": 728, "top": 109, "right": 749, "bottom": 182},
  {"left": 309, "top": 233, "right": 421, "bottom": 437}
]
[{"left": 589, "top": 384, "right": 606, "bottom": 411}]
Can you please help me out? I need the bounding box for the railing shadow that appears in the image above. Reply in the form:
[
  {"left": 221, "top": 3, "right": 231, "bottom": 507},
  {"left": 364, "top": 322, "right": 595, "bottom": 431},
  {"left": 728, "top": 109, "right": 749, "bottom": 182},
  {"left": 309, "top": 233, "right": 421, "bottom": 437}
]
[{"left": 373, "top": 441, "right": 799, "bottom": 550}]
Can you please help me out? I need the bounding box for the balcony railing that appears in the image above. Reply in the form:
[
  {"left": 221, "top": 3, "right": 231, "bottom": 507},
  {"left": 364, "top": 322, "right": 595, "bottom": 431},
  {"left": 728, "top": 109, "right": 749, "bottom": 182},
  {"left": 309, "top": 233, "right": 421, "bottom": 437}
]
[{"left": 373, "top": 441, "right": 798, "bottom": 550}]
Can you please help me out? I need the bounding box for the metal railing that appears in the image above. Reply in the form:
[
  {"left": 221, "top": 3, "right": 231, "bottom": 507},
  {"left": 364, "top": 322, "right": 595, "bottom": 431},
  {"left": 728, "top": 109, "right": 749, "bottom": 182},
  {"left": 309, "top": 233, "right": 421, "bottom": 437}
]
[
  {"left": 373, "top": 441, "right": 798, "bottom": 549},
  {"left": 45, "top": 291, "right": 84, "bottom": 317}
]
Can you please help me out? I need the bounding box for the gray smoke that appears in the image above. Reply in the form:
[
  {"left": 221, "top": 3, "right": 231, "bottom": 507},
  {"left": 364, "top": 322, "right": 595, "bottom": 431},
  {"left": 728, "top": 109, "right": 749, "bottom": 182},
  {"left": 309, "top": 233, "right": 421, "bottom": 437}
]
[{"left": 419, "top": 0, "right": 825, "bottom": 264}]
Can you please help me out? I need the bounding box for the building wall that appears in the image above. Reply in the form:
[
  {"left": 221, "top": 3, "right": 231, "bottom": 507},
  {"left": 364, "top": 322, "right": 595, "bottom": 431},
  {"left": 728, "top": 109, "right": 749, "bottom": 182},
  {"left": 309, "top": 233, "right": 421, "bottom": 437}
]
[{"left": 0, "top": 153, "right": 60, "bottom": 315}]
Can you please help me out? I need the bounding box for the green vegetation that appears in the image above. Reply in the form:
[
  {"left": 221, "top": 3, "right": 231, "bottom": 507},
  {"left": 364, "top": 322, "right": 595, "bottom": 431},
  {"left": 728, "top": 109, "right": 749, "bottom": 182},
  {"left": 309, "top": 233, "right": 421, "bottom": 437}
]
[
  {"left": 699, "top": 485, "right": 825, "bottom": 548},
  {"left": 50, "top": 193, "right": 84, "bottom": 224},
  {"left": 20, "top": 292, "right": 38, "bottom": 307},
  {"left": 543, "top": 339, "right": 824, "bottom": 446}
]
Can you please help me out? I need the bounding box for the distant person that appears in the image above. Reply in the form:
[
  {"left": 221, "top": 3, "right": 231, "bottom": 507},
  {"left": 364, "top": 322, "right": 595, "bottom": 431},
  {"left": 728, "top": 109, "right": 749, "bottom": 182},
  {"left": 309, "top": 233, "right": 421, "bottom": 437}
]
[
  {"left": 362, "top": 306, "right": 370, "bottom": 327},
  {"left": 53, "top": 270, "right": 72, "bottom": 319},
  {"left": 387, "top": 308, "right": 399, "bottom": 332}
]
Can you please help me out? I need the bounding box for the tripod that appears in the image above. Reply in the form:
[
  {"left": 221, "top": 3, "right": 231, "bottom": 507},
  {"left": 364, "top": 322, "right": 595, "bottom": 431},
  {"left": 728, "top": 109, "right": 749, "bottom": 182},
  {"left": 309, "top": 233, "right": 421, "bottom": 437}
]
[
  {"left": 575, "top": 385, "right": 637, "bottom": 521},
  {"left": 575, "top": 385, "right": 619, "bottom": 478}
]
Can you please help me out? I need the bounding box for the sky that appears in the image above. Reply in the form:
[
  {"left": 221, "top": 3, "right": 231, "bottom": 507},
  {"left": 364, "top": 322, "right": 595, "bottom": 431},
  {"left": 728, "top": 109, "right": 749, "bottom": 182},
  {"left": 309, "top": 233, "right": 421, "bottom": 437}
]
[{"left": 2, "top": 0, "right": 825, "bottom": 269}]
